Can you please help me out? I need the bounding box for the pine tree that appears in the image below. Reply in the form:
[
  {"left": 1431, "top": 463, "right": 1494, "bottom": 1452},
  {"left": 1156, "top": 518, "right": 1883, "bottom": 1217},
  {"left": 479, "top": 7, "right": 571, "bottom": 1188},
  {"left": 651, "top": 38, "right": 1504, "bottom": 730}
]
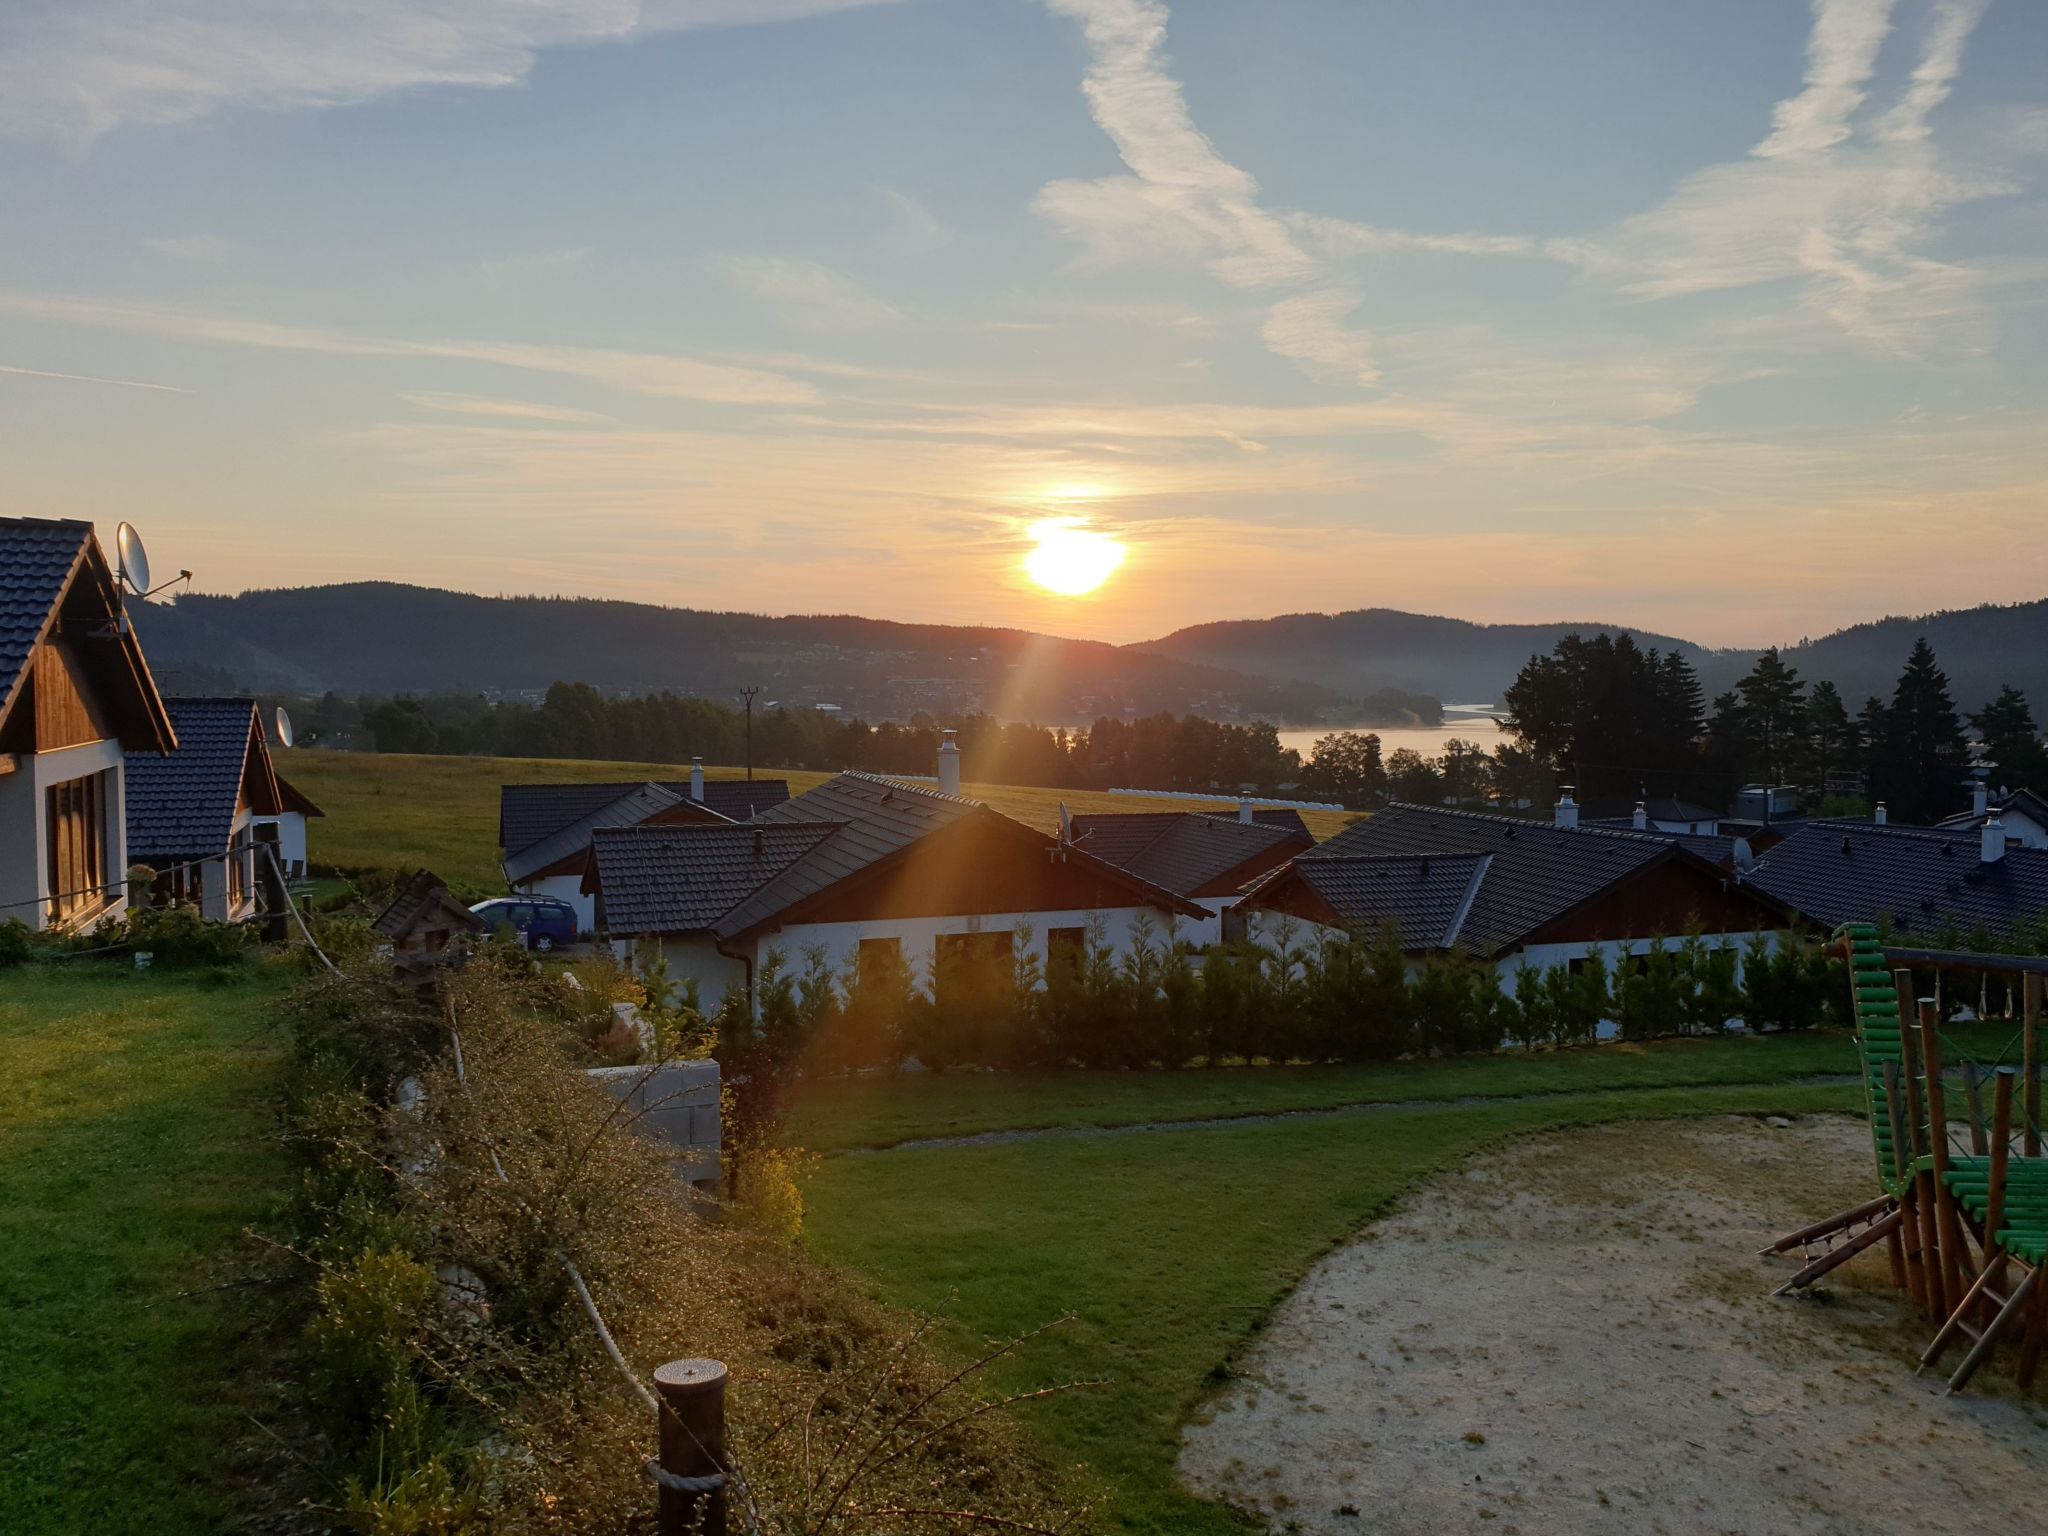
[
  {"left": 1733, "top": 647, "right": 1806, "bottom": 791},
  {"left": 1971, "top": 685, "right": 2048, "bottom": 795},
  {"left": 1870, "top": 639, "right": 1970, "bottom": 824},
  {"left": 1802, "top": 680, "right": 1856, "bottom": 793}
]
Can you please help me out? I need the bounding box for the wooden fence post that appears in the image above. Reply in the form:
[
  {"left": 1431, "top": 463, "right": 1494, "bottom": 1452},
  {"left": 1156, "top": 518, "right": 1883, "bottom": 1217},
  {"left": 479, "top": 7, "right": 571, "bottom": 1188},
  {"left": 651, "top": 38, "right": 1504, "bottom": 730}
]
[
  {"left": 253, "top": 822, "right": 288, "bottom": 944},
  {"left": 1918, "top": 1000, "right": 1971, "bottom": 1310},
  {"left": 655, "top": 1358, "right": 728, "bottom": 1536}
]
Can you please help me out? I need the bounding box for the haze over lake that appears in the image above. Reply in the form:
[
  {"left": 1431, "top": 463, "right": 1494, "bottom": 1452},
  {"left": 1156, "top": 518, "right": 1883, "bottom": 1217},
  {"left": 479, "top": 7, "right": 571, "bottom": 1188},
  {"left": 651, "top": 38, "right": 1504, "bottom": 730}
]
[{"left": 1275, "top": 707, "right": 1508, "bottom": 764}]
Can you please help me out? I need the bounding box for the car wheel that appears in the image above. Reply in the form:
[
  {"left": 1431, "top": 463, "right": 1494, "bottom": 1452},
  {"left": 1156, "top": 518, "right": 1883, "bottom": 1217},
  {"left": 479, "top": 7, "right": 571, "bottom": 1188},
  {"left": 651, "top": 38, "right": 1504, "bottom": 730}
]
[{"left": 534, "top": 934, "right": 555, "bottom": 953}]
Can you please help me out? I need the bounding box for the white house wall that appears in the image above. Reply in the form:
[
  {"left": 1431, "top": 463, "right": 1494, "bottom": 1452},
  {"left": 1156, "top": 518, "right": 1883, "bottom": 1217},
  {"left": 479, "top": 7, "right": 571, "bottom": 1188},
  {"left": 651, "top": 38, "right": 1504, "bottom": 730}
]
[
  {"left": 250, "top": 811, "right": 309, "bottom": 877},
  {"left": 2, "top": 739, "right": 128, "bottom": 933}
]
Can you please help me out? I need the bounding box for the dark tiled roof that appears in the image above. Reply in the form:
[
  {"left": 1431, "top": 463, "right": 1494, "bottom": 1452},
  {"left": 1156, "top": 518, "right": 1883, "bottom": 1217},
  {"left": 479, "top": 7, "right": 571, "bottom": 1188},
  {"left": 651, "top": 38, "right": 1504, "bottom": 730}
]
[
  {"left": 1068, "top": 811, "right": 1305, "bottom": 898},
  {"left": 1745, "top": 821, "right": 2048, "bottom": 939},
  {"left": 589, "top": 822, "right": 843, "bottom": 935},
  {"left": 125, "top": 697, "right": 270, "bottom": 863},
  {"left": 503, "top": 782, "right": 687, "bottom": 884},
  {"left": 1937, "top": 788, "right": 2048, "bottom": 832},
  {"left": 499, "top": 777, "right": 790, "bottom": 854},
  {"left": 374, "top": 869, "right": 485, "bottom": 939},
  {"left": 0, "top": 518, "right": 88, "bottom": 718},
  {"left": 1276, "top": 852, "right": 1491, "bottom": 951},
  {"left": 1199, "top": 806, "right": 1315, "bottom": 841},
  {"left": 1581, "top": 796, "right": 1722, "bottom": 825},
  {"left": 1299, "top": 802, "right": 1684, "bottom": 956}
]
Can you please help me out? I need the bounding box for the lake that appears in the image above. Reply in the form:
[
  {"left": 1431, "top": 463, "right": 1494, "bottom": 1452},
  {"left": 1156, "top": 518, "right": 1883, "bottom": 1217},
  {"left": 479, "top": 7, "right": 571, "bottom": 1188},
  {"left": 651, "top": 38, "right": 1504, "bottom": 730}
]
[{"left": 1275, "top": 705, "right": 1511, "bottom": 763}]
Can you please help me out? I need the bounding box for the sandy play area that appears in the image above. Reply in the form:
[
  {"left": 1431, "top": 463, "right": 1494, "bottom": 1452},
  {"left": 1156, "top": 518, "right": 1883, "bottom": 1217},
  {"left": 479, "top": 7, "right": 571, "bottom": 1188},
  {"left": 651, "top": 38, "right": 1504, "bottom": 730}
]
[{"left": 1180, "top": 1115, "right": 2048, "bottom": 1535}]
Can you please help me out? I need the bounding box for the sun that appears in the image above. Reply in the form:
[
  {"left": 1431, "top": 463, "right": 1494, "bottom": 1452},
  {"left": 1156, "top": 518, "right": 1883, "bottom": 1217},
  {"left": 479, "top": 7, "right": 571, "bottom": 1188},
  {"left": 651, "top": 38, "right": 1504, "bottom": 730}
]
[{"left": 1023, "top": 520, "right": 1125, "bottom": 597}]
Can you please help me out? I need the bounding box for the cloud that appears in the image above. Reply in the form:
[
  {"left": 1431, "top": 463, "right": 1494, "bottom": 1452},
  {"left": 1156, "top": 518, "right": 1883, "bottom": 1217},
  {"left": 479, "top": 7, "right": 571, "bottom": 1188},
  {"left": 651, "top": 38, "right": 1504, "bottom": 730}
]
[
  {"left": 873, "top": 186, "right": 952, "bottom": 256},
  {"left": 0, "top": 288, "right": 819, "bottom": 404},
  {"left": 1561, "top": 0, "right": 2003, "bottom": 349},
  {"left": 1260, "top": 291, "right": 1379, "bottom": 387},
  {"left": 714, "top": 256, "right": 902, "bottom": 335},
  {"left": 143, "top": 233, "right": 240, "bottom": 263},
  {"left": 0, "top": 0, "right": 905, "bottom": 146},
  {"left": 398, "top": 391, "right": 609, "bottom": 424}
]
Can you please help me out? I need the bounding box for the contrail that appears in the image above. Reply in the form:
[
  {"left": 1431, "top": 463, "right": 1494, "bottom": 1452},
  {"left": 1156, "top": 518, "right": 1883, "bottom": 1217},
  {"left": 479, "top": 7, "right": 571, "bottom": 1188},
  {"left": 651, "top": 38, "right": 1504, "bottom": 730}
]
[{"left": 0, "top": 361, "right": 190, "bottom": 393}]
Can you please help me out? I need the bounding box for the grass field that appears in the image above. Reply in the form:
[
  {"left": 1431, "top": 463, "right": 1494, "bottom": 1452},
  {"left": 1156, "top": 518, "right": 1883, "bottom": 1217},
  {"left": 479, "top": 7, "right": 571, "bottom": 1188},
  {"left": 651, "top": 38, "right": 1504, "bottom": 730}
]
[
  {"left": 277, "top": 747, "right": 1358, "bottom": 891},
  {"left": 0, "top": 963, "right": 292, "bottom": 1536},
  {"left": 802, "top": 1077, "right": 1867, "bottom": 1534}
]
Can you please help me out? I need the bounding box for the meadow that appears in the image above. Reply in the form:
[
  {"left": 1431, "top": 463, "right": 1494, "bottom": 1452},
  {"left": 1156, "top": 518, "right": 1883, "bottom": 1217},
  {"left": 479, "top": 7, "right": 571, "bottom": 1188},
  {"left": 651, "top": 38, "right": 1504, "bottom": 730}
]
[
  {"left": 277, "top": 747, "right": 1359, "bottom": 892},
  {"left": 0, "top": 963, "right": 293, "bottom": 1536}
]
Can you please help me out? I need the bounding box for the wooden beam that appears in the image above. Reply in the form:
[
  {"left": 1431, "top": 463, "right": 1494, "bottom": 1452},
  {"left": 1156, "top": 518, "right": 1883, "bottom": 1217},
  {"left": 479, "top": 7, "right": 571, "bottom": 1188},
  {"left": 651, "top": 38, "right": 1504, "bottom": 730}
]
[
  {"left": 1899, "top": 977, "right": 1948, "bottom": 1321},
  {"left": 1947, "top": 1266, "right": 2038, "bottom": 1395},
  {"left": 2026, "top": 973, "right": 2041, "bottom": 1162},
  {"left": 1773, "top": 1208, "right": 1905, "bottom": 1296},
  {"left": 1761, "top": 1193, "right": 1895, "bottom": 1256},
  {"left": 1920, "top": 999, "right": 1973, "bottom": 1309},
  {"left": 1962, "top": 1062, "right": 1989, "bottom": 1157},
  {"left": 1885, "top": 1061, "right": 1927, "bottom": 1310}
]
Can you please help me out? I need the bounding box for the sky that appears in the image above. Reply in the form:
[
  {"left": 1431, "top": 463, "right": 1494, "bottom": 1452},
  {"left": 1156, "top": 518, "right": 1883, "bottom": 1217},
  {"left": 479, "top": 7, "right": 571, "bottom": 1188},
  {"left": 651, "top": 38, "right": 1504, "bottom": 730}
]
[{"left": 1, "top": 0, "right": 2044, "bottom": 647}]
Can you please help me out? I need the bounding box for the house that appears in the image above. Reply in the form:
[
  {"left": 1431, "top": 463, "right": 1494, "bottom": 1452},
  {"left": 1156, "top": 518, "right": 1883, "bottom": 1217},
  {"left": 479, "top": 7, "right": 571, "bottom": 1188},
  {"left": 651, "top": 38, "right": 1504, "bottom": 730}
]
[
  {"left": 583, "top": 770, "right": 1206, "bottom": 1014},
  {"left": 0, "top": 517, "right": 176, "bottom": 932},
  {"left": 252, "top": 774, "right": 325, "bottom": 880},
  {"left": 499, "top": 761, "right": 790, "bottom": 930},
  {"left": 1744, "top": 817, "right": 2048, "bottom": 941},
  {"left": 373, "top": 869, "right": 487, "bottom": 962},
  {"left": 1067, "top": 807, "right": 1310, "bottom": 944},
  {"left": 126, "top": 697, "right": 297, "bottom": 923},
  {"left": 1581, "top": 796, "right": 1723, "bottom": 836},
  {"left": 1936, "top": 784, "right": 2048, "bottom": 851},
  {"left": 1241, "top": 799, "right": 1791, "bottom": 978}
]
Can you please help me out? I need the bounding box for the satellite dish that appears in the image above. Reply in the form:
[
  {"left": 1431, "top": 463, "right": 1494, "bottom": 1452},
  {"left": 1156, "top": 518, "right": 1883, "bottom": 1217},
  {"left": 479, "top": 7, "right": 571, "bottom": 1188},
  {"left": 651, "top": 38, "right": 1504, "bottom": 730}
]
[
  {"left": 115, "top": 522, "right": 151, "bottom": 596},
  {"left": 274, "top": 706, "right": 295, "bottom": 749}
]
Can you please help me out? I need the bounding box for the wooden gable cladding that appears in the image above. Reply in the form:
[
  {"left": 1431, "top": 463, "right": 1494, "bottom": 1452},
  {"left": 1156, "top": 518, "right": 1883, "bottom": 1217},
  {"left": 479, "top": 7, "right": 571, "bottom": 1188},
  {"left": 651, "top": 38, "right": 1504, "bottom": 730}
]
[
  {"left": 760, "top": 812, "right": 1179, "bottom": 933},
  {"left": 1189, "top": 836, "right": 1305, "bottom": 899},
  {"left": 1518, "top": 855, "right": 1787, "bottom": 950},
  {"left": 31, "top": 638, "right": 118, "bottom": 751},
  {"left": 1238, "top": 866, "right": 1345, "bottom": 930},
  {"left": 238, "top": 712, "right": 284, "bottom": 818}
]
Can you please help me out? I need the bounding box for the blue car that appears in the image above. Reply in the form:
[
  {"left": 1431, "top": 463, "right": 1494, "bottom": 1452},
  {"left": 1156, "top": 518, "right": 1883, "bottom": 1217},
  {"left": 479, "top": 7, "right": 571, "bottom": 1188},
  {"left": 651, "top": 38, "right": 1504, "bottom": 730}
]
[{"left": 470, "top": 896, "right": 579, "bottom": 952}]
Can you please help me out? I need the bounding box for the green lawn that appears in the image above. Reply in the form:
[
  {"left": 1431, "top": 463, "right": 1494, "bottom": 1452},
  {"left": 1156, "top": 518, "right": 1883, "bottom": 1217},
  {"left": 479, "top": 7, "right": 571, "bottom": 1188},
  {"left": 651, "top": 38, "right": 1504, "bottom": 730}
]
[
  {"left": 803, "top": 1080, "right": 1866, "bottom": 1533},
  {"left": 787, "top": 1025, "right": 2024, "bottom": 1153},
  {"left": 276, "top": 747, "right": 1359, "bottom": 891},
  {"left": 0, "top": 963, "right": 292, "bottom": 1536}
]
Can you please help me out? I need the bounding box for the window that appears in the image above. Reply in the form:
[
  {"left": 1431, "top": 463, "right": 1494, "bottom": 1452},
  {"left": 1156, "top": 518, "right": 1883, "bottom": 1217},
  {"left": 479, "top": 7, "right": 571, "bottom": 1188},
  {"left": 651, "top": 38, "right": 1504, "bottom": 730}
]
[
  {"left": 1046, "top": 925, "right": 1086, "bottom": 981},
  {"left": 45, "top": 770, "right": 110, "bottom": 925},
  {"left": 226, "top": 827, "right": 250, "bottom": 911}
]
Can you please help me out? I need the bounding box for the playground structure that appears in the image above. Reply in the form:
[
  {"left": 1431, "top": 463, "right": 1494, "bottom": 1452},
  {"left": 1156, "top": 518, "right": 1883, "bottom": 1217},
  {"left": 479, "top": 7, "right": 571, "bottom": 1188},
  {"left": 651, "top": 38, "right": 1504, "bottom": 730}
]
[{"left": 1765, "top": 924, "right": 2047, "bottom": 1394}]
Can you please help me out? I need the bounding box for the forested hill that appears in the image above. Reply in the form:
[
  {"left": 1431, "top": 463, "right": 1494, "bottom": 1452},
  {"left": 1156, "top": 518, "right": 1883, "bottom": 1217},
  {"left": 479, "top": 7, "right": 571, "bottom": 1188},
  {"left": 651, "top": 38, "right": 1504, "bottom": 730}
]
[
  {"left": 1137, "top": 601, "right": 2048, "bottom": 710},
  {"left": 129, "top": 582, "right": 1436, "bottom": 725},
  {"left": 1133, "top": 610, "right": 1710, "bottom": 704}
]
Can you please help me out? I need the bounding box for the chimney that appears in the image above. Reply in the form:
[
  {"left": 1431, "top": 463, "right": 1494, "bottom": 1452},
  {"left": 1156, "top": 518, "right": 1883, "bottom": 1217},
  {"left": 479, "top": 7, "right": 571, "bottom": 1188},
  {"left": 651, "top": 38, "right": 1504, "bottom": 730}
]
[
  {"left": 1631, "top": 800, "right": 1647, "bottom": 832},
  {"left": 1983, "top": 815, "right": 2006, "bottom": 865},
  {"left": 1874, "top": 802, "right": 1887, "bottom": 826},
  {"left": 689, "top": 757, "right": 705, "bottom": 802},
  {"left": 1554, "top": 787, "right": 1579, "bottom": 831},
  {"left": 1238, "top": 796, "right": 1254, "bottom": 824},
  {"left": 937, "top": 729, "right": 961, "bottom": 797},
  {"left": 1973, "top": 779, "right": 1989, "bottom": 818}
]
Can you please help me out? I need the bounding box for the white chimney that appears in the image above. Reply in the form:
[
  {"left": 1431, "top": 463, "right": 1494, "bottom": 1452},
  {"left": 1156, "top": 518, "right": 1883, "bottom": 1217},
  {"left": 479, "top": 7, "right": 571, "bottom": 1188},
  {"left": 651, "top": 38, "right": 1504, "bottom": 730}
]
[
  {"left": 1874, "top": 802, "right": 1887, "bottom": 826},
  {"left": 1972, "top": 779, "right": 1989, "bottom": 818},
  {"left": 937, "top": 729, "right": 961, "bottom": 797},
  {"left": 689, "top": 757, "right": 705, "bottom": 802},
  {"left": 1555, "top": 787, "right": 1579, "bottom": 831},
  {"left": 1631, "top": 801, "right": 1647, "bottom": 832},
  {"left": 1238, "top": 796, "right": 1254, "bottom": 824},
  {"left": 1983, "top": 815, "right": 2006, "bottom": 865}
]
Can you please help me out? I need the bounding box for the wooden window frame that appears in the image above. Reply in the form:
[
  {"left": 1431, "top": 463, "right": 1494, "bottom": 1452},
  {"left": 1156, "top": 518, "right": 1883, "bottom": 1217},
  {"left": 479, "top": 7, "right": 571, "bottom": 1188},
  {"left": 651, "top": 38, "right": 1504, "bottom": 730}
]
[{"left": 45, "top": 769, "right": 113, "bottom": 927}]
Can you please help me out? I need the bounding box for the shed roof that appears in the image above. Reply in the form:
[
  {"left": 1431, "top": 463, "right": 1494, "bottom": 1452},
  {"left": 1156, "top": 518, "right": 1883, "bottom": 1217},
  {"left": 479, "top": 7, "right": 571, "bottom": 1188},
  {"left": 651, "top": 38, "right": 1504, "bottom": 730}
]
[
  {"left": 498, "top": 777, "right": 790, "bottom": 855},
  {"left": 373, "top": 869, "right": 486, "bottom": 940},
  {"left": 1745, "top": 820, "right": 2048, "bottom": 939},
  {"left": 1295, "top": 802, "right": 1723, "bottom": 957},
  {"left": 125, "top": 697, "right": 278, "bottom": 863},
  {"left": 0, "top": 516, "right": 175, "bottom": 753}
]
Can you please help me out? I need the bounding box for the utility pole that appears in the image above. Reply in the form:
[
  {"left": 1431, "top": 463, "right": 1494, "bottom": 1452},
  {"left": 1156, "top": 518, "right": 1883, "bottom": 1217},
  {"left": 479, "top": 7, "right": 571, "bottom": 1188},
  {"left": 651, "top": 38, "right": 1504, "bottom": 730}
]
[{"left": 738, "top": 686, "right": 760, "bottom": 781}]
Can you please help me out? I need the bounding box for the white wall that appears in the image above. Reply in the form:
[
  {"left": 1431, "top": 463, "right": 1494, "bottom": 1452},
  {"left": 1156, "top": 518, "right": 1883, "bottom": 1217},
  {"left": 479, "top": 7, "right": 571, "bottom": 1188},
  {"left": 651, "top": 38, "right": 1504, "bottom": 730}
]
[
  {"left": 198, "top": 808, "right": 257, "bottom": 924},
  {"left": 1998, "top": 809, "right": 2048, "bottom": 850},
  {"left": 517, "top": 873, "right": 595, "bottom": 932},
  {"left": 627, "top": 933, "right": 751, "bottom": 1015},
  {"left": 249, "top": 811, "right": 309, "bottom": 876},
  {"left": 1, "top": 740, "right": 128, "bottom": 932}
]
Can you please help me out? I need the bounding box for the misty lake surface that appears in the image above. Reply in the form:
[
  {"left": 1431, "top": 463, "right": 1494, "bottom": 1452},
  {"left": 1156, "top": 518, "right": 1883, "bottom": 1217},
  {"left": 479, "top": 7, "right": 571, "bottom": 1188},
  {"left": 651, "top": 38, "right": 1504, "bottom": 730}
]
[{"left": 1275, "top": 705, "right": 1509, "bottom": 762}]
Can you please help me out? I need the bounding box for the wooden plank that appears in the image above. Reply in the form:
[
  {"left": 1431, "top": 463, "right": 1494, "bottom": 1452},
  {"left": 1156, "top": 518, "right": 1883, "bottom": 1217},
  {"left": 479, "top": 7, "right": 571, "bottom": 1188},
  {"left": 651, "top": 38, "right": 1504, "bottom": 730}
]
[{"left": 2026, "top": 974, "right": 2042, "bottom": 1162}]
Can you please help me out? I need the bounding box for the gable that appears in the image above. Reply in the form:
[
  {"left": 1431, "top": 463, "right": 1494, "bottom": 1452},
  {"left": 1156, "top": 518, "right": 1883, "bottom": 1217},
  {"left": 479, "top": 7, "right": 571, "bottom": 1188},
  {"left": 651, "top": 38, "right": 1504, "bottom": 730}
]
[{"left": 1516, "top": 855, "right": 1787, "bottom": 950}]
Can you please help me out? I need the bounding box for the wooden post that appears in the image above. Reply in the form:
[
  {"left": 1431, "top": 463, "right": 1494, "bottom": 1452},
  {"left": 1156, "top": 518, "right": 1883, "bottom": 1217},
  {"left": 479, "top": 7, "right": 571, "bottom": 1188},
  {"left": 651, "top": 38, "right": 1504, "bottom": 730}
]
[
  {"left": 1918, "top": 1000, "right": 1971, "bottom": 1307},
  {"left": 655, "top": 1359, "right": 728, "bottom": 1536},
  {"left": 1961, "top": 1062, "right": 1989, "bottom": 1156},
  {"left": 1898, "top": 980, "right": 1947, "bottom": 1321},
  {"left": 2025, "top": 974, "right": 2041, "bottom": 1161},
  {"left": 1985, "top": 1069, "right": 2016, "bottom": 1281},
  {"left": 253, "top": 822, "right": 289, "bottom": 944},
  {"left": 1884, "top": 1061, "right": 1926, "bottom": 1309}
]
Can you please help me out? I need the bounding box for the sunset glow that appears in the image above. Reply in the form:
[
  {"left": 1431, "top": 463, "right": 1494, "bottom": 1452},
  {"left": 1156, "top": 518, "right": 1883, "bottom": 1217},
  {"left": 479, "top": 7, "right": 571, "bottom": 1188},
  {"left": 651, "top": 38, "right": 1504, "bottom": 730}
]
[{"left": 1023, "top": 521, "right": 1125, "bottom": 597}]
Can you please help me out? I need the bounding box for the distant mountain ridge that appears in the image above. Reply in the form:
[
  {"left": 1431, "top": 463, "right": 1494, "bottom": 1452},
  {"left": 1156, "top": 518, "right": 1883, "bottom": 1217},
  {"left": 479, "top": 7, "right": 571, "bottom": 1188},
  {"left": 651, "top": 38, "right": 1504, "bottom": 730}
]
[
  {"left": 1136, "top": 601, "right": 2048, "bottom": 714},
  {"left": 131, "top": 582, "right": 1424, "bottom": 725}
]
